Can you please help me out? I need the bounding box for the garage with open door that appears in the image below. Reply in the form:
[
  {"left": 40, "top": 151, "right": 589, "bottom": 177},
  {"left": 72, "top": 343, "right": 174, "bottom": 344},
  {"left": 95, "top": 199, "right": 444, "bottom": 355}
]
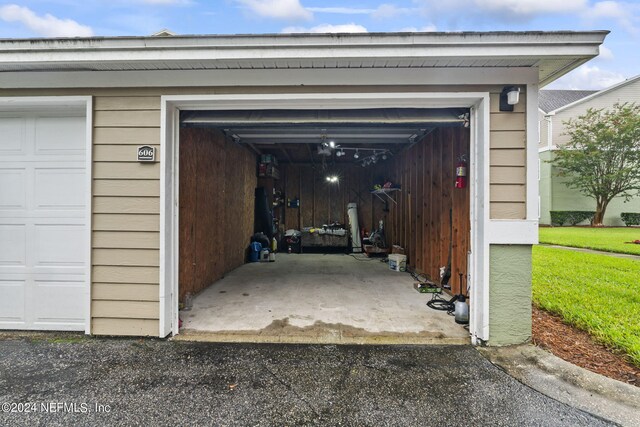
[
  {"left": 0, "top": 100, "right": 90, "bottom": 331},
  {"left": 175, "top": 107, "right": 472, "bottom": 343}
]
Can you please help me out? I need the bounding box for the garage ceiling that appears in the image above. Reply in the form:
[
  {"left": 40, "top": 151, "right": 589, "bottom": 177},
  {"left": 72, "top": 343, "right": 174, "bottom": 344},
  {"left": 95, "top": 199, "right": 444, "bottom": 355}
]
[{"left": 181, "top": 107, "right": 468, "bottom": 163}]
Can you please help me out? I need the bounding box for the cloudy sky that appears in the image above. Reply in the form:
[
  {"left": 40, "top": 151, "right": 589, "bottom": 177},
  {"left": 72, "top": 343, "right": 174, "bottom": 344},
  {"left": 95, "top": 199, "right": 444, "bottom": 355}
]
[{"left": 0, "top": 0, "right": 638, "bottom": 89}]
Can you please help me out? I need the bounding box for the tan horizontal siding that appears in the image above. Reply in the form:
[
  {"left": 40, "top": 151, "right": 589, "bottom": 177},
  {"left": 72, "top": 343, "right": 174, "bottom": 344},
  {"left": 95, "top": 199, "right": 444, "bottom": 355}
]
[
  {"left": 490, "top": 112, "right": 526, "bottom": 131},
  {"left": 490, "top": 149, "right": 526, "bottom": 167},
  {"left": 94, "top": 145, "right": 160, "bottom": 162},
  {"left": 490, "top": 184, "right": 526, "bottom": 202},
  {"left": 94, "top": 180, "right": 160, "bottom": 197},
  {"left": 94, "top": 96, "right": 161, "bottom": 111},
  {"left": 490, "top": 131, "right": 525, "bottom": 149},
  {"left": 94, "top": 162, "right": 160, "bottom": 179},
  {"left": 93, "top": 249, "right": 160, "bottom": 266},
  {"left": 93, "top": 266, "right": 159, "bottom": 284},
  {"left": 490, "top": 166, "right": 526, "bottom": 185},
  {"left": 93, "top": 231, "right": 160, "bottom": 249},
  {"left": 92, "top": 300, "right": 159, "bottom": 319},
  {"left": 490, "top": 202, "right": 527, "bottom": 219},
  {"left": 92, "top": 318, "right": 158, "bottom": 336},
  {"left": 93, "top": 196, "right": 160, "bottom": 214},
  {"left": 93, "top": 283, "right": 159, "bottom": 301},
  {"left": 94, "top": 127, "right": 161, "bottom": 145},
  {"left": 93, "top": 214, "right": 159, "bottom": 232},
  {"left": 94, "top": 110, "right": 160, "bottom": 128}
]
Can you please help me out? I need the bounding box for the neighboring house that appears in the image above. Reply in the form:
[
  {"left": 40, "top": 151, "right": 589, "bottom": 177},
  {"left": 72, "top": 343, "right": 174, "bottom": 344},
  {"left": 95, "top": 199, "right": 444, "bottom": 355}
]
[
  {"left": 539, "top": 76, "right": 640, "bottom": 225},
  {"left": 0, "top": 31, "right": 606, "bottom": 345}
]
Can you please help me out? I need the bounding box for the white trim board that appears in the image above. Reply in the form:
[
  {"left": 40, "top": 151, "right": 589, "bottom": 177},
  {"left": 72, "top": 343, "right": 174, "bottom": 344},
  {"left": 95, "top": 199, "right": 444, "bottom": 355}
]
[
  {"left": 0, "top": 67, "right": 540, "bottom": 89},
  {"left": 159, "top": 91, "right": 534, "bottom": 344},
  {"left": 161, "top": 92, "right": 491, "bottom": 343}
]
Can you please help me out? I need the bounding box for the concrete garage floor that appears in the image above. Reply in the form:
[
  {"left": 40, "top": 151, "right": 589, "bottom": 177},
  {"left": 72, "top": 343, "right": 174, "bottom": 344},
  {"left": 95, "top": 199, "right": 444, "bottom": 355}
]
[{"left": 179, "top": 254, "right": 469, "bottom": 344}]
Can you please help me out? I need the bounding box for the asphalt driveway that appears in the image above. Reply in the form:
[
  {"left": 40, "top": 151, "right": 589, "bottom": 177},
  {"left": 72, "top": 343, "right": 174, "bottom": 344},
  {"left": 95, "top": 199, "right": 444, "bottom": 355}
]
[{"left": 0, "top": 337, "right": 613, "bottom": 426}]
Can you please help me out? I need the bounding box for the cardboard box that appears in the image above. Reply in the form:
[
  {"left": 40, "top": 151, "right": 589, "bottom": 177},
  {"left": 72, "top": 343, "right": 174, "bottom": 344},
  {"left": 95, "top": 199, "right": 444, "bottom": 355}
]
[{"left": 388, "top": 254, "right": 407, "bottom": 272}]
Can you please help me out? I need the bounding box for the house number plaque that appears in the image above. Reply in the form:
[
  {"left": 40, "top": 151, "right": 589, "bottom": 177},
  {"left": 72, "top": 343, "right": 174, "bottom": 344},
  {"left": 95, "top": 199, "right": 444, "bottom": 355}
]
[{"left": 137, "top": 145, "right": 156, "bottom": 162}]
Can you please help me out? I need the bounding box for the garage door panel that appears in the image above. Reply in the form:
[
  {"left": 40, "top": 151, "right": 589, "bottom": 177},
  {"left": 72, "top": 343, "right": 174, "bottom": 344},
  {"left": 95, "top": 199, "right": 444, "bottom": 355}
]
[
  {"left": 34, "top": 116, "right": 85, "bottom": 155},
  {"left": 0, "top": 224, "right": 26, "bottom": 265},
  {"left": 33, "top": 279, "right": 85, "bottom": 324},
  {"left": 0, "top": 110, "right": 87, "bottom": 331},
  {"left": 34, "top": 168, "right": 85, "bottom": 210},
  {"left": 0, "top": 117, "right": 26, "bottom": 155},
  {"left": 34, "top": 224, "right": 86, "bottom": 267},
  {"left": 0, "top": 281, "right": 25, "bottom": 322},
  {"left": 0, "top": 169, "right": 26, "bottom": 209}
]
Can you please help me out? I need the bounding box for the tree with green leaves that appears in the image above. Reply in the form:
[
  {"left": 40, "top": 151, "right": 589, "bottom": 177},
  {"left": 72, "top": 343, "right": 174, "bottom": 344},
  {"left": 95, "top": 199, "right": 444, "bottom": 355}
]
[{"left": 551, "top": 102, "right": 640, "bottom": 226}]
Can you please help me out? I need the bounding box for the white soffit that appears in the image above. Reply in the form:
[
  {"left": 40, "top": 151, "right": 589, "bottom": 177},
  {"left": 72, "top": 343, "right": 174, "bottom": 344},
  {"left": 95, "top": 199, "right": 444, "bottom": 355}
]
[{"left": 0, "top": 31, "right": 608, "bottom": 87}]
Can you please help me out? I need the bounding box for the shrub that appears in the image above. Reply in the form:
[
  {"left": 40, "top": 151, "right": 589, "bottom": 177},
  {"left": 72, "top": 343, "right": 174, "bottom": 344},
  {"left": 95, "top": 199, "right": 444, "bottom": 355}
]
[
  {"left": 621, "top": 212, "right": 640, "bottom": 226},
  {"left": 550, "top": 211, "right": 596, "bottom": 226}
]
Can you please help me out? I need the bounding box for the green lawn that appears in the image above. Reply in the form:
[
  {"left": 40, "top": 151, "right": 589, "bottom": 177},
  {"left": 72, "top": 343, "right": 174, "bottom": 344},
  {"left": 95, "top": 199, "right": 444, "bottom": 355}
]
[
  {"left": 532, "top": 246, "right": 640, "bottom": 366},
  {"left": 539, "top": 227, "right": 640, "bottom": 255}
]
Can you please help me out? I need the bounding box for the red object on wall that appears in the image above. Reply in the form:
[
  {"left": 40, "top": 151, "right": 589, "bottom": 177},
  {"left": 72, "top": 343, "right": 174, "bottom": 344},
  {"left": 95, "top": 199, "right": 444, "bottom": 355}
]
[{"left": 455, "top": 158, "right": 467, "bottom": 189}]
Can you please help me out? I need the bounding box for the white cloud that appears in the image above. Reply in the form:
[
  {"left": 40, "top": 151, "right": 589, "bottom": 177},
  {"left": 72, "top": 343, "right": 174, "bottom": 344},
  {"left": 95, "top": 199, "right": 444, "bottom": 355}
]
[
  {"left": 476, "top": 0, "right": 587, "bottom": 15},
  {"left": 139, "top": 0, "right": 192, "bottom": 4},
  {"left": 582, "top": 1, "right": 639, "bottom": 34},
  {"left": 307, "top": 7, "right": 374, "bottom": 15},
  {"left": 398, "top": 24, "right": 438, "bottom": 32},
  {"left": 547, "top": 64, "right": 626, "bottom": 90},
  {"left": 236, "top": 0, "right": 313, "bottom": 21},
  {"left": 282, "top": 23, "right": 368, "bottom": 33},
  {"left": 371, "top": 4, "right": 416, "bottom": 19},
  {"left": 599, "top": 45, "right": 614, "bottom": 60},
  {"left": 0, "top": 4, "right": 93, "bottom": 37}
]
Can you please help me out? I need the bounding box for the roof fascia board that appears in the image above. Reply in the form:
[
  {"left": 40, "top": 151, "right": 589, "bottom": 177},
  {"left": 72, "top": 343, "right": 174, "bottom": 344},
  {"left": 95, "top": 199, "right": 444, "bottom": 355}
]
[
  {"left": 0, "top": 67, "right": 539, "bottom": 89},
  {"left": 0, "top": 32, "right": 607, "bottom": 64},
  {"left": 0, "top": 45, "right": 602, "bottom": 64},
  {"left": 549, "top": 74, "right": 640, "bottom": 114}
]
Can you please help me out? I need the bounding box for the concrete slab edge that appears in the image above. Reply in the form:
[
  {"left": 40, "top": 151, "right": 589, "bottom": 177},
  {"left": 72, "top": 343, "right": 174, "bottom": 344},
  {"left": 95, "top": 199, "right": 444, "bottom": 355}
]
[
  {"left": 478, "top": 344, "right": 640, "bottom": 427},
  {"left": 173, "top": 331, "right": 470, "bottom": 346}
]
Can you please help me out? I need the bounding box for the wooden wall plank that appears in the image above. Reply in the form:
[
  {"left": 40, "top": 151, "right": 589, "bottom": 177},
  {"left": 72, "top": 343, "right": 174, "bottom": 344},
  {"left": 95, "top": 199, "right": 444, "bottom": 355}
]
[
  {"left": 93, "top": 127, "right": 161, "bottom": 145},
  {"left": 92, "top": 318, "right": 158, "bottom": 336},
  {"left": 92, "top": 300, "right": 159, "bottom": 319},
  {"left": 490, "top": 166, "right": 526, "bottom": 184},
  {"left": 489, "top": 184, "right": 526, "bottom": 202},
  {"left": 94, "top": 96, "right": 161, "bottom": 111},
  {"left": 490, "top": 148, "right": 526, "bottom": 167},
  {"left": 490, "top": 202, "right": 526, "bottom": 219},
  {"left": 490, "top": 112, "right": 526, "bottom": 131},
  {"left": 94, "top": 180, "right": 160, "bottom": 197},
  {"left": 93, "top": 162, "right": 160, "bottom": 179},
  {"left": 93, "top": 196, "right": 159, "bottom": 214},
  {"left": 92, "top": 283, "right": 159, "bottom": 301},
  {"left": 93, "top": 231, "right": 160, "bottom": 249},
  {"left": 94, "top": 110, "right": 160, "bottom": 128},
  {"left": 93, "top": 266, "right": 159, "bottom": 284},
  {"left": 93, "top": 249, "right": 160, "bottom": 267},
  {"left": 93, "top": 214, "right": 159, "bottom": 231},
  {"left": 490, "top": 131, "right": 526, "bottom": 149}
]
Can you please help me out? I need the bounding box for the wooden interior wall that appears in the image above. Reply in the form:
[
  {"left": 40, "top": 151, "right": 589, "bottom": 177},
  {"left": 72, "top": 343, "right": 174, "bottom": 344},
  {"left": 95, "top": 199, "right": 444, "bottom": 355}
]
[
  {"left": 179, "top": 128, "right": 256, "bottom": 302},
  {"left": 386, "top": 127, "right": 471, "bottom": 295},
  {"left": 280, "top": 163, "right": 387, "bottom": 233}
]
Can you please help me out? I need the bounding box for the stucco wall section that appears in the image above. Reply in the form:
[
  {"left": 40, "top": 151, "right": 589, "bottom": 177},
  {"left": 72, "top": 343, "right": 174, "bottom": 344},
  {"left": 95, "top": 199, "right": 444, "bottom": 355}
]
[{"left": 489, "top": 244, "right": 532, "bottom": 346}]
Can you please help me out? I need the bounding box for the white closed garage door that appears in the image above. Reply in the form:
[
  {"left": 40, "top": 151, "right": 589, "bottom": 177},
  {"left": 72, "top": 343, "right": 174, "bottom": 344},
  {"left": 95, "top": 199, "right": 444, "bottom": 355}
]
[{"left": 0, "top": 107, "right": 88, "bottom": 331}]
